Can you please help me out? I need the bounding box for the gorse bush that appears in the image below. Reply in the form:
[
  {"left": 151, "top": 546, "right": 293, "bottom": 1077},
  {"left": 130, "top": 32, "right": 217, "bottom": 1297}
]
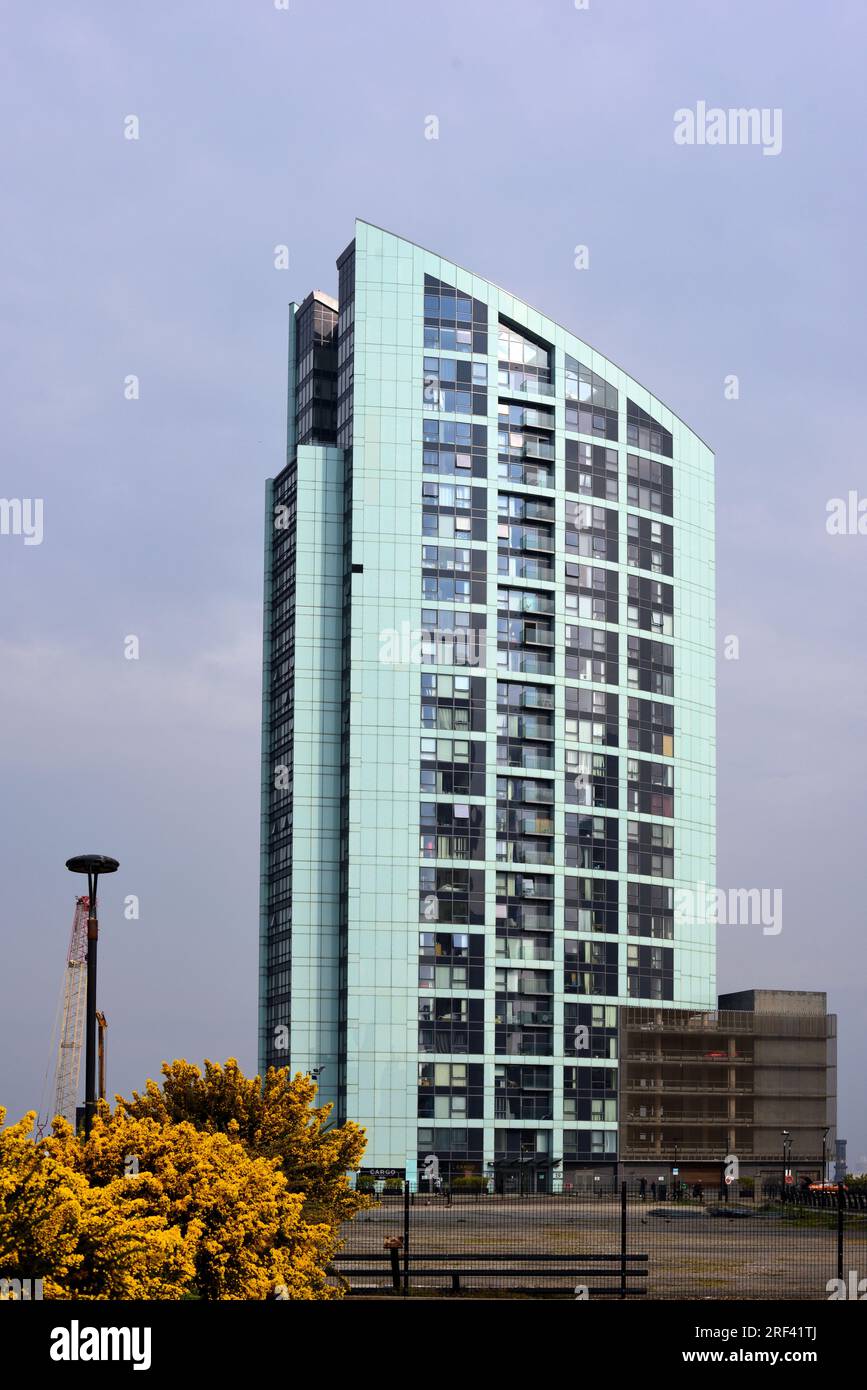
[{"left": 0, "top": 1059, "right": 367, "bottom": 1300}]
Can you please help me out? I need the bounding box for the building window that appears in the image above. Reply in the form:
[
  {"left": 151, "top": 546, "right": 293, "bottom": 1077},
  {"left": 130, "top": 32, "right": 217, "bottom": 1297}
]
[
  {"left": 424, "top": 274, "right": 488, "bottom": 355},
  {"left": 626, "top": 514, "right": 673, "bottom": 575},
  {"left": 563, "top": 1066, "right": 617, "bottom": 1122},
  {"left": 626, "top": 400, "right": 673, "bottom": 457},
  {"left": 565, "top": 939, "right": 618, "bottom": 996},
  {"left": 564, "top": 356, "right": 618, "bottom": 439},
  {"left": 565, "top": 1002, "right": 617, "bottom": 1059},
  {"left": 627, "top": 574, "right": 674, "bottom": 636},
  {"left": 627, "top": 943, "right": 673, "bottom": 1000},
  {"left": 422, "top": 419, "right": 488, "bottom": 478},
  {"left": 424, "top": 356, "right": 488, "bottom": 414},
  {"left": 627, "top": 881, "right": 674, "bottom": 939},
  {"left": 627, "top": 453, "right": 672, "bottom": 515},
  {"left": 627, "top": 820, "right": 674, "bottom": 878},
  {"left": 566, "top": 502, "right": 618, "bottom": 562},
  {"left": 565, "top": 562, "right": 619, "bottom": 624},
  {"left": 565, "top": 686, "right": 618, "bottom": 748}
]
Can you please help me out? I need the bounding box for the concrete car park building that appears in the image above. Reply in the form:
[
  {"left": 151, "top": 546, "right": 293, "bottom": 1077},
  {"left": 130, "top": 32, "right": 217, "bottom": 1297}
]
[{"left": 617, "top": 990, "right": 837, "bottom": 1194}]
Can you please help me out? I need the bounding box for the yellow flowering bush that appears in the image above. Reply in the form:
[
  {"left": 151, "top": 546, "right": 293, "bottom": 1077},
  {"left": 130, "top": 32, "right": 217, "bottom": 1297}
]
[
  {"left": 0, "top": 1059, "right": 367, "bottom": 1299},
  {"left": 121, "top": 1059, "right": 368, "bottom": 1227},
  {"left": 0, "top": 1107, "right": 195, "bottom": 1299}
]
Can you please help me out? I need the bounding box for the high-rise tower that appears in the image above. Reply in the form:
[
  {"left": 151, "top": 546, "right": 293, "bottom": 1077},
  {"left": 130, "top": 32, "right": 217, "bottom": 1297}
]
[{"left": 260, "top": 221, "right": 715, "bottom": 1187}]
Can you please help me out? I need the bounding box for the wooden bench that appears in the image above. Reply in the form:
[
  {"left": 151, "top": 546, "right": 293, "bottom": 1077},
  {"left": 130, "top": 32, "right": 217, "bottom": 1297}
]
[{"left": 333, "top": 1250, "right": 648, "bottom": 1296}]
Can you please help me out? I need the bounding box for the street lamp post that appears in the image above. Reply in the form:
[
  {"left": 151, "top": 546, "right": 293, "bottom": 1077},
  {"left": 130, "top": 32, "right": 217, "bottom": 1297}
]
[
  {"left": 822, "top": 1127, "right": 830, "bottom": 1185},
  {"left": 65, "top": 854, "right": 119, "bottom": 1138},
  {"left": 781, "top": 1129, "right": 791, "bottom": 1201}
]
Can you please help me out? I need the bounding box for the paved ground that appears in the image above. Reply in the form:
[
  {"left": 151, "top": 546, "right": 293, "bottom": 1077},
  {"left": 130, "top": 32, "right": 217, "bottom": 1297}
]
[{"left": 338, "top": 1198, "right": 867, "bottom": 1299}]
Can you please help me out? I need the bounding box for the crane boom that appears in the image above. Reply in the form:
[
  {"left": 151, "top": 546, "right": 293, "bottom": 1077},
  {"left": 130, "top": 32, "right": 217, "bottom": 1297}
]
[{"left": 52, "top": 896, "right": 89, "bottom": 1126}]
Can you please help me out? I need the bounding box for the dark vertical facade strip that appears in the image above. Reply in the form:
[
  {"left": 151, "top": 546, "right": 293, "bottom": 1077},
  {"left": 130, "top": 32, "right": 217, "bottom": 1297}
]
[
  {"left": 261, "top": 285, "right": 350, "bottom": 1106},
  {"left": 335, "top": 240, "right": 356, "bottom": 1118},
  {"left": 295, "top": 293, "right": 339, "bottom": 445},
  {"left": 258, "top": 475, "right": 276, "bottom": 1077},
  {"left": 259, "top": 302, "right": 299, "bottom": 1077}
]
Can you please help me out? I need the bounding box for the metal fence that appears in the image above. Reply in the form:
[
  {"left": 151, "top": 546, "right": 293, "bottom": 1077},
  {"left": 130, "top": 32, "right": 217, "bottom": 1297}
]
[{"left": 334, "top": 1186, "right": 867, "bottom": 1299}]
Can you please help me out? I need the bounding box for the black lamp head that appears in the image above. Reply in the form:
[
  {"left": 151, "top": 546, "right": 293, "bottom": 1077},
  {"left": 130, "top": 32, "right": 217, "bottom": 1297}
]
[{"left": 66, "top": 855, "right": 120, "bottom": 876}]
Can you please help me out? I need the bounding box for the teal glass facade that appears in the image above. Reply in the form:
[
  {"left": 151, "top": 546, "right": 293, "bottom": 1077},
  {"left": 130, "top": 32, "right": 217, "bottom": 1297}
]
[{"left": 260, "top": 221, "right": 715, "bottom": 1187}]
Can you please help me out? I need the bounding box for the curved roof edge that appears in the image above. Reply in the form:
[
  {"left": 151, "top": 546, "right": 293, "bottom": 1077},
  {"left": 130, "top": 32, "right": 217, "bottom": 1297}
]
[{"left": 354, "top": 217, "right": 713, "bottom": 455}]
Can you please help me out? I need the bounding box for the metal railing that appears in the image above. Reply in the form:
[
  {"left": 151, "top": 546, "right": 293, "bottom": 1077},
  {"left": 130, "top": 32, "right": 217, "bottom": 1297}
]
[{"left": 334, "top": 1183, "right": 867, "bottom": 1300}]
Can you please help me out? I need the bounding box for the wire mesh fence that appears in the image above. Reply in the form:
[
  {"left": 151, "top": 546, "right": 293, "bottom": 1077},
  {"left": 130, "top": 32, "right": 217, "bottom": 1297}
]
[{"left": 334, "top": 1186, "right": 867, "bottom": 1299}]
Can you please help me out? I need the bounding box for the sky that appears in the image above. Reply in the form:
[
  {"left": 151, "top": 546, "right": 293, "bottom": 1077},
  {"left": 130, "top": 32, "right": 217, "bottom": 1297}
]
[{"left": 1, "top": 0, "right": 864, "bottom": 1163}]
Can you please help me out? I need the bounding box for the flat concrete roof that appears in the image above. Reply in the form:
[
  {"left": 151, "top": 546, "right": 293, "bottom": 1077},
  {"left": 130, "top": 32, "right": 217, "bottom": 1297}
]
[
  {"left": 300, "top": 288, "right": 339, "bottom": 313},
  {"left": 718, "top": 989, "right": 828, "bottom": 1015}
]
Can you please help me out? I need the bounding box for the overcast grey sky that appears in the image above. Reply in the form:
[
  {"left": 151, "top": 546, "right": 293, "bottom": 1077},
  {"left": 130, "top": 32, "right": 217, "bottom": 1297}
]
[{"left": 1, "top": 0, "right": 864, "bottom": 1163}]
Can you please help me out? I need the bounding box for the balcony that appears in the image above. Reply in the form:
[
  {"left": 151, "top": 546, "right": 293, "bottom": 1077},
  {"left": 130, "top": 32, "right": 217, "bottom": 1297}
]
[
  {"left": 496, "top": 841, "right": 555, "bottom": 866},
  {"left": 519, "top": 626, "right": 554, "bottom": 650},
  {"left": 520, "top": 530, "right": 554, "bottom": 553},
  {"left": 504, "top": 716, "right": 554, "bottom": 739},
  {"left": 522, "top": 438, "right": 555, "bottom": 461},
  {"left": 494, "top": 1097, "right": 554, "bottom": 1120},
  {"left": 504, "top": 783, "right": 555, "bottom": 806},
  {"left": 496, "top": 937, "right": 554, "bottom": 962},
  {"left": 509, "top": 908, "right": 555, "bottom": 930},
  {"left": 498, "top": 623, "right": 554, "bottom": 650},
  {"left": 498, "top": 460, "right": 553, "bottom": 488},
  {"left": 499, "top": 593, "right": 555, "bottom": 616},
  {"left": 500, "top": 406, "right": 555, "bottom": 431},
  {"left": 497, "top": 818, "right": 554, "bottom": 840},
  {"left": 500, "top": 914, "right": 555, "bottom": 935},
  {"left": 498, "top": 370, "right": 555, "bottom": 397},
  {"left": 499, "top": 1009, "right": 554, "bottom": 1028},
  {"left": 499, "top": 651, "right": 555, "bottom": 677},
  {"left": 498, "top": 557, "right": 555, "bottom": 582},
  {"left": 521, "top": 499, "right": 556, "bottom": 523},
  {"left": 498, "top": 746, "right": 555, "bottom": 771}
]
